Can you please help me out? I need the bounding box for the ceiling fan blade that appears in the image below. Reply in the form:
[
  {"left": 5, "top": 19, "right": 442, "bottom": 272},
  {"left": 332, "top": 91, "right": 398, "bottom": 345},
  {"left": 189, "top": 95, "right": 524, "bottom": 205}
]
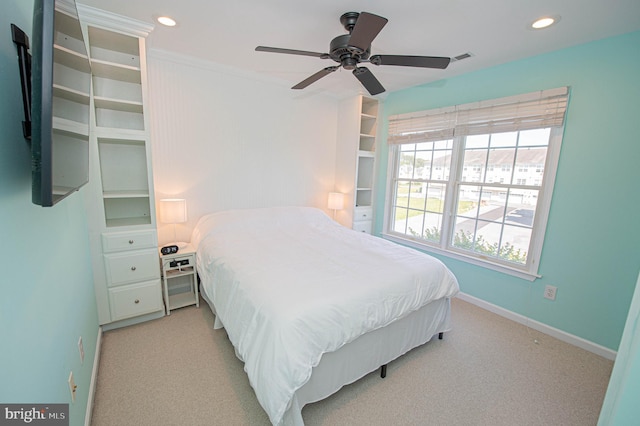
[
  {"left": 347, "top": 12, "right": 388, "bottom": 52},
  {"left": 292, "top": 66, "right": 339, "bottom": 90},
  {"left": 352, "top": 67, "right": 385, "bottom": 95},
  {"left": 256, "top": 46, "right": 330, "bottom": 59},
  {"left": 370, "top": 54, "right": 451, "bottom": 69}
]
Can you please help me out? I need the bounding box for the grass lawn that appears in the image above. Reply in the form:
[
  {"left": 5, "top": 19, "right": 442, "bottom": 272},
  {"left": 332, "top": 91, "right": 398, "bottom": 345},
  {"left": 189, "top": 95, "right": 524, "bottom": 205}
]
[{"left": 394, "top": 195, "right": 475, "bottom": 221}]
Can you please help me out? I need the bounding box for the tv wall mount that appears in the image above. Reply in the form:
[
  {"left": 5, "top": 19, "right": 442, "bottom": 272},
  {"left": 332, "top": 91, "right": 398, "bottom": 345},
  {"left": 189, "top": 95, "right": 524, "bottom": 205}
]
[{"left": 11, "top": 23, "right": 32, "bottom": 140}]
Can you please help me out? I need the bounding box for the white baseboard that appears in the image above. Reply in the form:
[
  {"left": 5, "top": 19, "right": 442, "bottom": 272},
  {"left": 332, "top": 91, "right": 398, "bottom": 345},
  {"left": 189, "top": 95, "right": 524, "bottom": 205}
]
[
  {"left": 85, "top": 327, "right": 102, "bottom": 426},
  {"left": 456, "top": 292, "right": 617, "bottom": 361}
]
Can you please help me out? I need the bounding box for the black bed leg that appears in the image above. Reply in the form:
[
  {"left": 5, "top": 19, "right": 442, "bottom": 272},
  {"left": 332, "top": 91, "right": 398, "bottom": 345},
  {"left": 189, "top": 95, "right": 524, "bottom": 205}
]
[
  {"left": 438, "top": 332, "right": 444, "bottom": 340},
  {"left": 380, "top": 364, "right": 387, "bottom": 378}
]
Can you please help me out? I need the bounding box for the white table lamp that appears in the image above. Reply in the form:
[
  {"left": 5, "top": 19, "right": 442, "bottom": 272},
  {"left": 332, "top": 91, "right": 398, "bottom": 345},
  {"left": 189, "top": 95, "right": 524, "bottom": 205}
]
[
  {"left": 328, "top": 192, "right": 345, "bottom": 220},
  {"left": 159, "top": 198, "right": 188, "bottom": 248}
]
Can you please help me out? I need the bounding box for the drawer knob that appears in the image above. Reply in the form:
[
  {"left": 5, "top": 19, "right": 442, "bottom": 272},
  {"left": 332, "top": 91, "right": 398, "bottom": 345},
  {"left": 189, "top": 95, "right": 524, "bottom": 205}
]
[
  {"left": 131, "top": 266, "right": 137, "bottom": 271},
  {"left": 363, "top": 214, "right": 367, "bottom": 217},
  {"left": 134, "top": 299, "right": 140, "bottom": 304},
  {"left": 129, "top": 240, "right": 134, "bottom": 244}
]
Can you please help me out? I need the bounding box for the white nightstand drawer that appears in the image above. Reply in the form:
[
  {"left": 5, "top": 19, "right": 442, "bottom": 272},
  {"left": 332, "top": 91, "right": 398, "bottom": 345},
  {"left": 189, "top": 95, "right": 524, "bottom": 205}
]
[
  {"left": 353, "top": 220, "right": 372, "bottom": 234},
  {"left": 102, "top": 230, "right": 158, "bottom": 253},
  {"left": 108, "top": 280, "right": 163, "bottom": 321},
  {"left": 105, "top": 250, "right": 160, "bottom": 286},
  {"left": 354, "top": 207, "right": 373, "bottom": 221}
]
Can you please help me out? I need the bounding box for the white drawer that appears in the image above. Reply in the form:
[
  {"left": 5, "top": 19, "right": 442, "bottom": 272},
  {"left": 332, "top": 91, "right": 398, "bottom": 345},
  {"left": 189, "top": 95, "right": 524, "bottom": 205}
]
[
  {"left": 105, "top": 249, "right": 160, "bottom": 287},
  {"left": 109, "top": 280, "right": 163, "bottom": 321},
  {"left": 352, "top": 220, "right": 372, "bottom": 234},
  {"left": 102, "top": 230, "right": 157, "bottom": 253},
  {"left": 354, "top": 207, "right": 373, "bottom": 221}
]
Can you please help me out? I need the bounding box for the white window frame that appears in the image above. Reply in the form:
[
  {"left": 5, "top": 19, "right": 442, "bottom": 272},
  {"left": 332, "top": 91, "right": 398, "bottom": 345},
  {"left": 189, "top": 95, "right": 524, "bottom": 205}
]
[{"left": 382, "top": 89, "right": 568, "bottom": 281}]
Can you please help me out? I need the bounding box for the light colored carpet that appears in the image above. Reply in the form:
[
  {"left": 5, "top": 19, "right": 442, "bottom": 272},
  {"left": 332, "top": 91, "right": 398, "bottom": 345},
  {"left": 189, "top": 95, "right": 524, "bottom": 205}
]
[{"left": 90, "top": 298, "right": 613, "bottom": 426}]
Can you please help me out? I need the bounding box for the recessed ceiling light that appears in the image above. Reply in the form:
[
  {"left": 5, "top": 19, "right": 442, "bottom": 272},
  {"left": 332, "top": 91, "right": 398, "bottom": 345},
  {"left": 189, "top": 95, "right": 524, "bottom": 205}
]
[
  {"left": 530, "top": 16, "right": 560, "bottom": 30},
  {"left": 157, "top": 16, "right": 177, "bottom": 27}
]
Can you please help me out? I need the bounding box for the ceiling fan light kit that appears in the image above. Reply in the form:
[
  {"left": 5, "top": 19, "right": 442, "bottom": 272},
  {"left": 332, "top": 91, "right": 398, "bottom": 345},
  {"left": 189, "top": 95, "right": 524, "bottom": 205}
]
[{"left": 255, "top": 11, "right": 451, "bottom": 95}]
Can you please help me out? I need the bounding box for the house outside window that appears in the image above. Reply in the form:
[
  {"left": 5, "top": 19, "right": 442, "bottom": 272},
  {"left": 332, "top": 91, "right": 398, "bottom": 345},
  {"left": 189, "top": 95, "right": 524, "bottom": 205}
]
[{"left": 384, "top": 88, "right": 569, "bottom": 280}]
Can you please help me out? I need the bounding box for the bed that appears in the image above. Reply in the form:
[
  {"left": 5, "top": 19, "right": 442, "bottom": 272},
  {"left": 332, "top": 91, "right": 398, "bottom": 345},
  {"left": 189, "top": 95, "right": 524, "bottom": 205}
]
[{"left": 191, "top": 206, "right": 459, "bottom": 425}]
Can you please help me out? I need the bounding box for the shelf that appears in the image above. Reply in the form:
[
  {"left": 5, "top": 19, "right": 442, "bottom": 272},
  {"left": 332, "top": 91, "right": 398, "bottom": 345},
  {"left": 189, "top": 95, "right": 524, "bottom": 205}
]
[
  {"left": 358, "top": 150, "right": 375, "bottom": 158},
  {"left": 105, "top": 216, "right": 152, "bottom": 228},
  {"left": 98, "top": 141, "right": 149, "bottom": 193},
  {"left": 361, "top": 97, "right": 379, "bottom": 116},
  {"left": 360, "top": 121, "right": 377, "bottom": 136},
  {"left": 87, "top": 27, "right": 141, "bottom": 82},
  {"left": 166, "top": 267, "right": 195, "bottom": 278},
  {"left": 88, "top": 26, "right": 140, "bottom": 58},
  {"left": 95, "top": 108, "right": 144, "bottom": 131},
  {"left": 54, "top": 44, "right": 90, "bottom": 73},
  {"left": 97, "top": 136, "right": 145, "bottom": 147},
  {"left": 168, "top": 292, "right": 198, "bottom": 311},
  {"left": 91, "top": 59, "right": 141, "bottom": 83},
  {"left": 103, "top": 190, "right": 150, "bottom": 199},
  {"left": 103, "top": 197, "right": 151, "bottom": 228},
  {"left": 52, "top": 117, "right": 90, "bottom": 137},
  {"left": 355, "top": 190, "right": 373, "bottom": 207},
  {"left": 94, "top": 127, "right": 146, "bottom": 139},
  {"left": 361, "top": 113, "right": 377, "bottom": 120},
  {"left": 94, "top": 96, "right": 144, "bottom": 114},
  {"left": 53, "top": 84, "right": 90, "bottom": 105},
  {"left": 54, "top": 8, "right": 84, "bottom": 42}
]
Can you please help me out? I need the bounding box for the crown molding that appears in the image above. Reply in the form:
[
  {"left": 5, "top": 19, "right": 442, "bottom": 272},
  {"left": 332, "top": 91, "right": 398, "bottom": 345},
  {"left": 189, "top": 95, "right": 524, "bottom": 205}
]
[
  {"left": 56, "top": 0, "right": 78, "bottom": 17},
  {"left": 76, "top": 3, "right": 154, "bottom": 38}
]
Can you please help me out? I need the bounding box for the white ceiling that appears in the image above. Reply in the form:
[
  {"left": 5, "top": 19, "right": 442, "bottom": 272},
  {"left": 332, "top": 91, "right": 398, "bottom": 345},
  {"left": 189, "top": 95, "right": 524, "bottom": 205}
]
[{"left": 77, "top": 0, "right": 640, "bottom": 98}]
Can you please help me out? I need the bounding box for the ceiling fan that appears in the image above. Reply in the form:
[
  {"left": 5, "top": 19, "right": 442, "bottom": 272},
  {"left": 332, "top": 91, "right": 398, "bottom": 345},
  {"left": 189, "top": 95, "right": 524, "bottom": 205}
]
[{"left": 255, "top": 11, "right": 451, "bottom": 96}]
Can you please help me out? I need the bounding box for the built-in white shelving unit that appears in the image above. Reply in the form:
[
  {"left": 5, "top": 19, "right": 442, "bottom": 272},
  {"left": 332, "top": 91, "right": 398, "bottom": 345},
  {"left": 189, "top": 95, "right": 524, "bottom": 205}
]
[
  {"left": 335, "top": 95, "right": 380, "bottom": 234},
  {"left": 79, "top": 5, "right": 163, "bottom": 329}
]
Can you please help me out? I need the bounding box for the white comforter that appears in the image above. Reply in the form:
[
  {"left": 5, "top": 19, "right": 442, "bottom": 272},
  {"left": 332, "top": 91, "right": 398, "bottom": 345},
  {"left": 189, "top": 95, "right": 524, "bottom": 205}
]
[{"left": 192, "top": 207, "right": 459, "bottom": 425}]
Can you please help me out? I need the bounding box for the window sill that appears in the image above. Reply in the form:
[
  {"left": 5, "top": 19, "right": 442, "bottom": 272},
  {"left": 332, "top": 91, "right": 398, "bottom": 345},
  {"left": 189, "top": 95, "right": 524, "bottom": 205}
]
[{"left": 381, "top": 233, "right": 541, "bottom": 282}]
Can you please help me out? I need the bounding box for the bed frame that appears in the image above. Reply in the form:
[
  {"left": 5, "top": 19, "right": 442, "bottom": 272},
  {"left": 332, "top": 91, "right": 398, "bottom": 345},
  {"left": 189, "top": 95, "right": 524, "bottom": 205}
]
[
  {"left": 380, "top": 331, "right": 443, "bottom": 378},
  {"left": 200, "top": 286, "right": 451, "bottom": 425}
]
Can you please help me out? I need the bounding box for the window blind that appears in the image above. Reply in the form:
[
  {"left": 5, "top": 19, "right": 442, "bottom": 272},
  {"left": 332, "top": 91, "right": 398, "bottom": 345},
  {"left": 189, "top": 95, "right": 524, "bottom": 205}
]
[{"left": 388, "top": 87, "right": 569, "bottom": 144}]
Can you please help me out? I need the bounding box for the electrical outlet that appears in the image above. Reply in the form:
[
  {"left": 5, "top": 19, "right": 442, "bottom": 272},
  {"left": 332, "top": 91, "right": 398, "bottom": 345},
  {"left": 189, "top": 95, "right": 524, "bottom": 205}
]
[
  {"left": 544, "top": 285, "right": 557, "bottom": 301},
  {"left": 78, "top": 336, "right": 84, "bottom": 363},
  {"left": 68, "top": 371, "right": 77, "bottom": 403}
]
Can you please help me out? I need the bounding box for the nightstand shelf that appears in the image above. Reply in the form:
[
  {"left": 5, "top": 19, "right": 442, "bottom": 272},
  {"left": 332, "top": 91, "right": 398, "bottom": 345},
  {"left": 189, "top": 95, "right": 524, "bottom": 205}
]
[{"left": 160, "top": 243, "right": 199, "bottom": 315}]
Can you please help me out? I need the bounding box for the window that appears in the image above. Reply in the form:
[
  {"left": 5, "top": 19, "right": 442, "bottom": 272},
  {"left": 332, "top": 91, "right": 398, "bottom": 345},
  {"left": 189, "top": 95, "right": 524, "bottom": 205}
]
[{"left": 384, "top": 88, "right": 568, "bottom": 280}]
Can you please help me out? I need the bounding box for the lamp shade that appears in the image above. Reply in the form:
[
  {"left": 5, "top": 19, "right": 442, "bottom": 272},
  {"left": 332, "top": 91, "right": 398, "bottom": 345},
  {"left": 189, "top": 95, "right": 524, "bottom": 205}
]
[
  {"left": 159, "top": 198, "right": 187, "bottom": 223},
  {"left": 327, "top": 192, "right": 345, "bottom": 211}
]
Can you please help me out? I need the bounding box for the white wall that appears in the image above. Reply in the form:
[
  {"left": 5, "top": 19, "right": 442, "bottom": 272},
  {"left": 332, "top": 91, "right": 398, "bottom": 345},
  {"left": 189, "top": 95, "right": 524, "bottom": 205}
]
[{"left": 146, "top": 50, "right": 340, "bottom": 245}]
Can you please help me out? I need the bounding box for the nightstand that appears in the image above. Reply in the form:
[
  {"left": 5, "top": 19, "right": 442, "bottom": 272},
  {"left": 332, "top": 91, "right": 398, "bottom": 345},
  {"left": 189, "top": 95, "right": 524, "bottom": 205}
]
[{"left": 159, "top": 243, "right": 199, "bottom": 315}]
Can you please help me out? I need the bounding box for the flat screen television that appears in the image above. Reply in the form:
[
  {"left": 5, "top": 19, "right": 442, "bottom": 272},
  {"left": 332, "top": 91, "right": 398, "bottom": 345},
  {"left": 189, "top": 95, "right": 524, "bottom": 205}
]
[{"left": 12, "top": 0, "right": 91, "bottom": 207}]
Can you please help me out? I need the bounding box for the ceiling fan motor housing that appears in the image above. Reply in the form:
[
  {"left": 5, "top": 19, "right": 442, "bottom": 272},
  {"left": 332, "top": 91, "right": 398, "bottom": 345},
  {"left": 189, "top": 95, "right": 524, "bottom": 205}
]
[{"left": 329, "top": 34, "right": 370, "bottom": 69}]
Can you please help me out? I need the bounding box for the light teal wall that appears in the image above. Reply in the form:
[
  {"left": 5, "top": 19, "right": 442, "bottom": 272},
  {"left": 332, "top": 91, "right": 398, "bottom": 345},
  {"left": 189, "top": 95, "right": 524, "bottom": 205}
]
[
  {"left": 376, "top": 31, "right": 640, "bottom": 351},
  {"left": 598, "top": 271, "right": 640, "bottom": 424},
  {"left": 0, "top": 2, "right": 99, "bottom": 425}
]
